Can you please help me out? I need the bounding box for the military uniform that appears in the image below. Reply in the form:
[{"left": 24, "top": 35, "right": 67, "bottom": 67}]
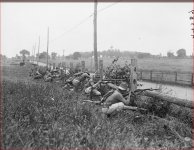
[{"left": 101, "top": 82, "right": 131, "bottom": 115}]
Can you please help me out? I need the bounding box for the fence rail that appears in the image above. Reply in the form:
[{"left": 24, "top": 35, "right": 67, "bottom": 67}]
[{"left": 138, "top": 69, "right": 193, "bottom": 87}]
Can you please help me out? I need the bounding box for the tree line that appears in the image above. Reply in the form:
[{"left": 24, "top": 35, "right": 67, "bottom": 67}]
[{"left": 11, "top": 47, "right": 190, "bottom": 62}]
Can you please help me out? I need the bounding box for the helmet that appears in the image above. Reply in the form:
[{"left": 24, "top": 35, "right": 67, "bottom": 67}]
[{"left": 118, "top": 82, "right": 128, "bottom": 91}]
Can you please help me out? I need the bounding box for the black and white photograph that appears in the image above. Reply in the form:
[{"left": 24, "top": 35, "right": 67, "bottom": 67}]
[{"left": 1, "top": 1, "right": 193, "bottom": 149}]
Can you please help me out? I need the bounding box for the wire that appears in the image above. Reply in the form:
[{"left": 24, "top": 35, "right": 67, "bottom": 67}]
[
  {"left": 98, "top": 0, "right": 122, "bottom": 13},
  {"left": 49, "top": 14, "right": 93, "bottom": 44},
  {"left": 39, "top": 1, "right": 122, "bottom": 49}
]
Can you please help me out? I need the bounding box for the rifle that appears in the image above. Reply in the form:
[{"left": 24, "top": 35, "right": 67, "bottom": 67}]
[
  {"left": 134, "top": 107, "right": 148, "bottom": 113},
  {"left": 83, "top": 100, "right": 148, "bottom": 113},
  {"left": 82, "top": 100, "right": 101, "bottom": 105},
  {"left": 133, "top": 88, "right": 160, "bottom": 95},
  {"left": 120, "top": 88, "right": 160, "bottom": 98}
]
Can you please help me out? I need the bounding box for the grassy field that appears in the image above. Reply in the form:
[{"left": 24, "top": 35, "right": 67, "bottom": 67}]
[
  {"left": 38, "top": 57, "right": 193, "bottom": 72},
  {"left": 2, "top": 64, "right": 193, "bottom": 149}
]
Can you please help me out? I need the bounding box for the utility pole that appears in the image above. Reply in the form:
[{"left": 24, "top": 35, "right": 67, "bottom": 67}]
[
  {"left": 93, "top": 0, "right": 98, "bottom": 71},
  {"left": 37, "top": 36, "right": 40, "bottom": 65},
  {"left": 46, "top": 27, "right": 49, "bottom": 68},
  {"left": 31, "top": 46, "right": 33, "bottom": 62},
  {"left": 91, "top": 52, "right": 93, "bottom": 72},
  {"left": 63, "top": 49, "right": 65, "bottom": 59},
  {"left": 33, "top": 43, "right": 36, "bottom": 62}
]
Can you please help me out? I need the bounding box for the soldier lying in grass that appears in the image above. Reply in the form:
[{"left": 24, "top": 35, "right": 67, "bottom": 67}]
[
  {"left": 63, "top": 72, "right": 91, "bottom": 91},
  {"left": 31, "top": 67, "right": 43, "bottom": 79},
  {"left": 72, "top": 72, "right": 91, "bottom": 91},
  {"left": 84, "top": 79, "right": 102, "bottom": 98},
  {"left": 44, "top": 70, "right": 53, "bottom": 82},
  {"left": 84, "top": 81, "right": 146, "bottom": 116}
]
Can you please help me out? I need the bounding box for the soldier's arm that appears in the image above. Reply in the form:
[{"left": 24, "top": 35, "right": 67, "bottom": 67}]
[
  {"left": 117, "top": 92, "right": 131, "bottom": 105},
  {"left": 82, "top": 73, "right": 90, "bottom": 78},
  {"left": 74, "top": 72, "right": 83, "bottom": 76},
  {"left": 92, "top": 80, "right": 102, "bottom": 88},
  {"left": 107, "top": 83, "right": 119, "bottom": 90}
]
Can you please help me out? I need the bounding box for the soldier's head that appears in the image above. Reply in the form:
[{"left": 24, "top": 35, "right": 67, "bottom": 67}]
[
  {"left": 118, "top": 82, "right": 128, "bottom": 93},
  {"left": 86, "top": 72, "right": 90, "bottom": 76}
]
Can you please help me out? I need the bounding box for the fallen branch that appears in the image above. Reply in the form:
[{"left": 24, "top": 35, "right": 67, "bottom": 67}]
[{"left": 144, "top": 91, "right": 193, "bottom": 109}]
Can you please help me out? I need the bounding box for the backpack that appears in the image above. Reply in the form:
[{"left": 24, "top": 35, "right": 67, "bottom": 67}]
[{"left": 101, "top": 89, "right": 115, "bottom": 103}]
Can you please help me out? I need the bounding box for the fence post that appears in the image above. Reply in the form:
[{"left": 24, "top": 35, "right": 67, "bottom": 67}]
[
  {"left": 62, "top": 62, "right": 65, "bottom": 69},
  {"left": 58, "top": 62, "right": 61, "bottom": 68},
  {"left": 175, "top": 72, "right": 177, "bottom": 83},
  {"left": 130, "top": 59, "right": 137, "bottom": 92},
  {"left": 70, "top": 62, "right": 73, "bottom": 72},
  {"left": 150, "top": 70, "right": 152, "bottom": 81},
  {"left": 99, "top": 59, "right": 103, "bottom": 79},
  {"left": 161, "top": 72, "right": 163, "bottom": 81},
  {"left": 191, "top": 73, "right": 193, "bottom": 86},
  {"left": 53, "top": 63, "right": 55, "bottom": 69},
  {"left": 81, "top": 61, "right": 85, "bottom": 72},
  {"left": 62, "top": 62, "right": 67, "bottom": 82}
]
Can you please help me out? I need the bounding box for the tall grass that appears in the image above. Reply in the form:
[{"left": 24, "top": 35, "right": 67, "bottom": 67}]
[{"left": 2, "top": 80, "right": 192, "bottom": 149}]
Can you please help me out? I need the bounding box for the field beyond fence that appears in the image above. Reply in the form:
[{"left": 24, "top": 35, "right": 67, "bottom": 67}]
[
  {"left": 37, "top": 57, "right": 193, "bottom": 72},
  {"left": 138, "top": 70, "right": 193, "bottom": 87}
]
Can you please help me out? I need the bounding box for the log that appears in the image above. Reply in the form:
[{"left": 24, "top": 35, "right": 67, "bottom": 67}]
[
  {"left": 144, "top": 91, "right": 193, "bottom": 109},
  {"left": 131, "top": 95, "right": 192, "bottom": 126}
]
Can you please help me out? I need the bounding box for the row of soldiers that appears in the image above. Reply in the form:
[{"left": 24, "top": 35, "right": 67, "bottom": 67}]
[
  {"left": 29, "top": 66, "right": 71, "bottom": 82},
  {"left": 30, "top": 64, "right": 146, "bottom": 116},
  {"left": 63, "top": 71, "right": 146, "bottom": 116}
]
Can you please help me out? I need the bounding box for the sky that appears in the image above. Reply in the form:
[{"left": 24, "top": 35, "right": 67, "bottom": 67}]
[{"left": 1, "top": 2, "right": 193, "bottom": 58}]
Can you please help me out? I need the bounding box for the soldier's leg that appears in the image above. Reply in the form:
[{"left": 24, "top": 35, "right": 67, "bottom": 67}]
[
  {"left": 102, "top": 102, "right": 125, "bottom": 115},
  {"left": 92, "top": 89, "right": 101, "bottom": 96},
  {"left": 123, "top": 105, "right": 147, "bottom": 113},
  {"left": 92, "top": 89, "right": 102, "bottom": 100}
]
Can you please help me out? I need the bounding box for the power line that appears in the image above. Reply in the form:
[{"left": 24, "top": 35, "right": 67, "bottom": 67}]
[
  {"left": 98, "top": 0, "right": 122, "bottom": 13},
  {"left": 39, "top": 1, "right": 122, "bottom": 49},
  {"left": 49, "top": 14, "right": 93, "bottom": 44}
]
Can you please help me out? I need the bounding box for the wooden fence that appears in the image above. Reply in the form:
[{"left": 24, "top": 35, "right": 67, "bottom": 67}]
[{"left": 138, "top": 69, "right": 194, "bottom": 87}]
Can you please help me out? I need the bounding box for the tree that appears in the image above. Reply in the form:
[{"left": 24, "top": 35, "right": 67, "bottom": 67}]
[
  {"left": 176, "top": 49, "right": 186, "bottom": 58},
  {"left": 167, "top": 51, "right": 174, "bottom": 58},
  {"left": 20, "top": 49, "right": 30, "bottom": 62},
  {"left": 0, "top": 54, "right": 7, "bottom": 61},
  {"left": 73, "top": 52, "right": 81, "bottom": 60},
  {"left": 137, "top": 52, "right": 151, "bottom": 59},
  {"left": 51, "top": 52, "right": 57, "bottom": 60},
  {"left": 39, "top": 52, "right": 50, "bottom": 59}
]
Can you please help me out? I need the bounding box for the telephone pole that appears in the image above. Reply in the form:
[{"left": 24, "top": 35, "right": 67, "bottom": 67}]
[
  {"left": 46, "top": 27, "right": 49, "bottom": 68},
  {"left": 37, "top": 36, "right": 40, "bottom": 65},
  {"left": 63, "top": 49, "right": 65, "bottom": 59},
  {"left": 94, "top": 0, "right": 98, "bottom": 71},
  {"left": 33, "top": 43, "right": 36, "bottom": 62},
  {"left": 31, "top": 46, "right": 33, "bottom": 62}
]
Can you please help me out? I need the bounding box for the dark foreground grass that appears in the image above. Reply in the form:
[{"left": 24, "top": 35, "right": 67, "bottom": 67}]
[
  {"left": 2, "top": 64, "right": 193, "bottom": 149},
  {"left": 2, "top": 80, "right": 193, "bottom": 149}
]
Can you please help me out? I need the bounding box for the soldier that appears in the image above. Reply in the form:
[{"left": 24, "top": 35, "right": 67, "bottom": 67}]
[
  {"left": 72, "top": 72, "right": 91, "bottom": 91},
  {"left": 62, "top": 76, "right": 74, "bottom": 90},
  {"left": 44, "top": 70, "right": 53, "bottom": 82},
  {"left": 33, "top": 68, "right": 42, "bottom": 79},
  {"left": 63, "top": 72, "right": 90, "bottom": 91},
  {"left": 84, "top": 79, "right": 102, "bottom": 97},
  {"left": 99, "top": 82, "right": 139, "bottom": 115}
]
